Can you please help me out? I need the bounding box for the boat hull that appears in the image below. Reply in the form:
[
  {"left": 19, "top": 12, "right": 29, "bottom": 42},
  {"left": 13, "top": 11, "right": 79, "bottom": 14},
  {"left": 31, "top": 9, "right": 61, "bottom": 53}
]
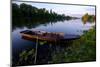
[{"left": 20, "top": 33, "right": 80, "bottom": 42}]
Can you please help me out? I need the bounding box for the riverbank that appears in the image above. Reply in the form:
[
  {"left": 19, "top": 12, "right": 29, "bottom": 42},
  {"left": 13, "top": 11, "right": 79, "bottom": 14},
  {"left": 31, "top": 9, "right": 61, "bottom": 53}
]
[{"left": 52, "top": 27, "right": 96, "bottom": 63}]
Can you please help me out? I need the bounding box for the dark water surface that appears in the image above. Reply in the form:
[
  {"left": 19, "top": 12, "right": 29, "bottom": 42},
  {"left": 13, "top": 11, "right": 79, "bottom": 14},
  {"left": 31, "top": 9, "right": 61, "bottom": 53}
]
[{"left": 12, "top": 18, "right": 95, "bottom": 66}]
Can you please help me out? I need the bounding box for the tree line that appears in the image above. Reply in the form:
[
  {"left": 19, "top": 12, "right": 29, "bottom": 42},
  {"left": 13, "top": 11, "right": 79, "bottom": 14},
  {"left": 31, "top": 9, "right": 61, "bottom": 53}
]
[
  {"left": 82, "top": 13, "right": 96, "bottom": 23},
  {"left": 12, "top": 3, "right": 73, "bottom": 23}
]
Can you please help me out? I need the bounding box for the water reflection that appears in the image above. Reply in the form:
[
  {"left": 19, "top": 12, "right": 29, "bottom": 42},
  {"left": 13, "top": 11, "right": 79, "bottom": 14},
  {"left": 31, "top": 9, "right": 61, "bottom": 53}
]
[{"left": 12, "top": 18, "right": 67, "bottom": 31}]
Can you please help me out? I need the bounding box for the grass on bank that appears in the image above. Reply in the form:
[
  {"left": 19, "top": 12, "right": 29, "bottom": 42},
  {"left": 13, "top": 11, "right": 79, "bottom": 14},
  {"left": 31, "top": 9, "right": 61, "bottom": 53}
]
[{"left": 52, "top": 27, "right": 96, "bottom": 63}]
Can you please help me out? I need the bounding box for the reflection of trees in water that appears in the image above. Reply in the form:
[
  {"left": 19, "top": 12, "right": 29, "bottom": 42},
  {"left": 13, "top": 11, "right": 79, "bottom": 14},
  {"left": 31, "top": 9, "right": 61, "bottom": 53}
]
[
  {"left": 12, "top": 3, "right": 75, "bottom": 30},
  {"left": 12, "top": 18, "right": 66, "bottom": 31}
]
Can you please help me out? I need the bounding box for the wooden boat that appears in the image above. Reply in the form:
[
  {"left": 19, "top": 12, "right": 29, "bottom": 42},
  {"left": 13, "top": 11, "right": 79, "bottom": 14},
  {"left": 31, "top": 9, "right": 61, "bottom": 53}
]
[{"left": 20, "top": 30, "right": 80, "bottom": 42}]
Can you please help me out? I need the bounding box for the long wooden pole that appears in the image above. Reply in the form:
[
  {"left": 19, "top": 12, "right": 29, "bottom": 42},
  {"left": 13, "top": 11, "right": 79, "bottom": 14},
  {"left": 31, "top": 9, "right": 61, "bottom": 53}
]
[{"left": 34, "top": 36, "right": 38, "bottom": 64}]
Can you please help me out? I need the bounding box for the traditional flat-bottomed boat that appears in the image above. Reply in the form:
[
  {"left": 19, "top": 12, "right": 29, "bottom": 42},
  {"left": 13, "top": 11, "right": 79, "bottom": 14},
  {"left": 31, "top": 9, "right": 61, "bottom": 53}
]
[{"left": 20, "top": 30, "right": 80, "bottom": 42}]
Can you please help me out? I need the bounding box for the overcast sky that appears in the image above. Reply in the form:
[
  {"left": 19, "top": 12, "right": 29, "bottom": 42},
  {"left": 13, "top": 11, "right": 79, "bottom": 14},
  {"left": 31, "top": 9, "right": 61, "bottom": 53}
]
[{"left": 12, "top": 1, "right": 95, "bottom": 16}]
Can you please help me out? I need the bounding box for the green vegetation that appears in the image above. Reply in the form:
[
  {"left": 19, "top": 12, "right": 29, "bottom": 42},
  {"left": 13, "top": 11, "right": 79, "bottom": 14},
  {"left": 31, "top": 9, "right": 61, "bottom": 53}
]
[
  {"left": 82, "top": 13, "right": 96, "bottom": 24},
  {"left": 16, "top": 49, "right": 35, "bottom": 66},
  {"left": 12, "top": 3, "right": 68, "bottom": 20},
  {"left": 51, "top": 27, "right": 96, "bottom": 63},
  {"left": 12, "top": 3, "right": 72, "bottom": 22},
  {"left": 12, "top": 3, "right": 77, "bottom": 30}
]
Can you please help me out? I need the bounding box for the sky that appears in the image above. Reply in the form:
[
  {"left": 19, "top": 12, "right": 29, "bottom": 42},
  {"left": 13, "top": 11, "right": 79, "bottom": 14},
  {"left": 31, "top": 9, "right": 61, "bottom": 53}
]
[{"left": 12, "top": 1, "right": 95, "bottom": 17}]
